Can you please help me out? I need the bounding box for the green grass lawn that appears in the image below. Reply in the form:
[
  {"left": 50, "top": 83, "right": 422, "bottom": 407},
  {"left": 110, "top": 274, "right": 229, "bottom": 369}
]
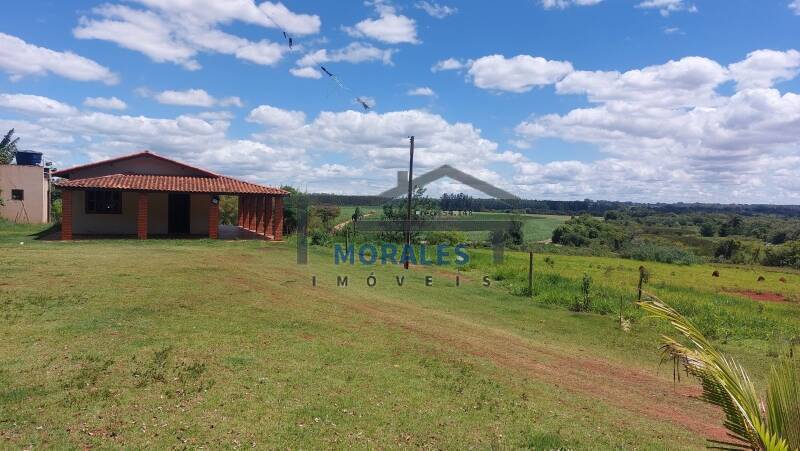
[{"left": 1, "top": 222, "right": 798, "bottom": 448}]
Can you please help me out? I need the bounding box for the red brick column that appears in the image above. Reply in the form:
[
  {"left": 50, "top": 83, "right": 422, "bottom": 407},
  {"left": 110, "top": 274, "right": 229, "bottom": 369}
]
[
  {"left": 255, "top": 195, "right": 263, "bottom": 235},
  {"left": 137, "top": 192, "right": 148, "bottom": 240},
  {"left": 209, "top": 196, "right": 219, "bottom": 239},
  {"left": 264, "top": 196, "right": 273, "bottom": 240},
  {"left": 237, "top": 196, "right": 243, "bottom": 227},
  {"left": 273, "top": 196, "right": 284, "bottom": 240},
  {"left": 61, "top": 190, "right": 73, "bottom": 240},
  {"left": 249, "top": 196, "right": 256, "bottom": 230},
  {"left": 245, "top": 195, "right": 252, "bottom": 229}
]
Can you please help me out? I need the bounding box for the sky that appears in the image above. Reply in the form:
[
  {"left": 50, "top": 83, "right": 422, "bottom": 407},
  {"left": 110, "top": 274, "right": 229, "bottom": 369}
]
[{"left": 1, "top": 0, "right": 799, "bottom": 203}]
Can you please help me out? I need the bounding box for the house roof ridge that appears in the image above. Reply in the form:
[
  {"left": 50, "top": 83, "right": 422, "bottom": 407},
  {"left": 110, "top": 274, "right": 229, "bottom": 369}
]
[{"left": 52, "top": 151, "right": 219, "bottom": 178}]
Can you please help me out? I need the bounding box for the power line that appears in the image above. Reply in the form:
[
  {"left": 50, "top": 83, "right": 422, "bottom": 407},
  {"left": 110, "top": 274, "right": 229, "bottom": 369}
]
[{"left": 264, "top": 12, "right": 372, "bottom": 112}]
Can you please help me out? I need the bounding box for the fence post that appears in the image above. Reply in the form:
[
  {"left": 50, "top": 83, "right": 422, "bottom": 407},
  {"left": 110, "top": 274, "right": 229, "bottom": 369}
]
[{"left": 528, "top": 251, "right": 534, "bottom": 297}]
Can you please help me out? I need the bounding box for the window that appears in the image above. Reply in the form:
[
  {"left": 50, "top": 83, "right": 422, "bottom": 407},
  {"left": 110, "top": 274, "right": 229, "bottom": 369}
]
[
  {"left": 86, "top": 190, "right": 122, "bottom": 214},
  {"left": 11, "top": 189, "right": 23, "bottom": 201}
]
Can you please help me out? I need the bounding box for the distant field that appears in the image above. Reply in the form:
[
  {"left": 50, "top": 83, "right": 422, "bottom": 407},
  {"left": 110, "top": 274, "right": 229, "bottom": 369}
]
[
  {"left": 460, "top": 212, "right": 570, "bottom": 242},
  {"left": 1, "top": 221, "right": 798, "bottom": 448},
  {"left": 321, "top": 207, "right": 567, "bottom": 242}
]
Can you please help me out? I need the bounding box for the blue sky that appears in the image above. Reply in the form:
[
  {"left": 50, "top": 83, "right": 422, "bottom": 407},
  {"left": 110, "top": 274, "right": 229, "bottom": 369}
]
[{"left": 1, "top": 0, "right": 799, "bottom": 203}]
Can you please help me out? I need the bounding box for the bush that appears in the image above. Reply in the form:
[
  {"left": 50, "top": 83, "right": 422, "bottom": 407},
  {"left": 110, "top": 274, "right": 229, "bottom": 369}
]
[
  {"left": 488, "top": 217, "right": 524, "bottom": 246},
  {"left": 570, "top": 273, "right": 593, "bottom": 312},
  {"left": 552, "top": 214, "right": 627, "bottom": 250},
  {"left": 763, "top": 241, "right": 800, "bottom": 269},
  {"left": 218, "top": 195, "right": 238, "bottom": 225},
  {"left": 51, "top": 198, "right": 62, "bottom": 223},
  {"left": 309, "top": 229, "right": 331, "bottom": 246},
  {"left": 424, "top": 231, "right": 468, "bottom": 245},
  {"left": 620, "top": 240, "right": 699, "bottom": 265}
]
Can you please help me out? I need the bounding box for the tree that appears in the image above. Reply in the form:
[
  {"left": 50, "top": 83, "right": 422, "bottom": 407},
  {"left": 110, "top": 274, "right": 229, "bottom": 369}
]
[
  {"left": 699, "top": 222, "right": 717, "bottom": 237},
  {"left": 312, "top": 205, "right": 340, "bottom": 231},
  {"left": 640, "top": 295, "right": 799, "bottom": 450},
  {"left": 218, "top": 195, "right": 238, "bottom": 225},
  {"left": 0, "top": 129, "right": 19, "bottom": 164}
]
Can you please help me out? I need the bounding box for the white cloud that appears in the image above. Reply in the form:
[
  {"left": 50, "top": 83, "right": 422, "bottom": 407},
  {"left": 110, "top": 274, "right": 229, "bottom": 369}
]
[
  {"left": 468, "top": 54, "right": 574, "bottom": 93},
  {"left": 541, "top": 0, "right": 603, "bottom": 9},
  {"left": 729, "top": 49, "right": 800, "bottom": 90},
  {"left": 149, "top": 89, "right": 243, "bottom": 108},
  {"left": 73, "top": 1, "right": 320, "bottom": 70},
  {"left": 0, "top": 92, "right": 515, "bottom": 195},
  {"left": 344, "top": 1, "right": 419, "bottom": 44},
  {"left": 0, "top": 93, "right": 78, "bottom": 116},
  {"left": 0, "top": 32, "right": 118, "bottom": 84},
  {"left": 556, "top": 56, "right": 728, "bottom": 107},
  {"left": 636, "top": 0, "right": 697, "bottom": 16},
  {"left": 791, "top": 0, "right": 800, "bottom": 14},
  {"left": 414, "top": 1, "right": 457, "bottom": 18},
  {"left": 257, "top": 2, "right": 322, "bottom": 35},
  {"left": 247, "top": 105, "right": 306, "bottom": 129},
  {"left": 254, "top": 109, "right": 507, "bottom": 173},
  {"left": 407, "top": 87, "right": 436, "bottom": 96},
  {"left": 513, "top": 49, "right": 800, "bottom": 202},
  {"left": 431, "top": 58, "right": 467, "bottom": 72},
  {"left": 296, "top": 42, "right": 395, "bottom": 68},
  {"left": 290, "top": 66, "right": 322, "bottom": 79},
  {"left": 83, "top": 96, "right": 127, "bottom": 110}
]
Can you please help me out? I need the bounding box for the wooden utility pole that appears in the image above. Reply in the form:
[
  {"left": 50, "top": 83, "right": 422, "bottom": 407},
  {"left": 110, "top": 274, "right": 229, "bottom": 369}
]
[
  {"left": 404, "top": 136, "right": 415, "bottom": 270},
  {"left": 528, "top": 251, "right": 534, "bottom": 297}
]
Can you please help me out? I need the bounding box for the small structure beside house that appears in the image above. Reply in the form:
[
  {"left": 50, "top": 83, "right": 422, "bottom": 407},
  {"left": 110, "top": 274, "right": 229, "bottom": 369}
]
[
  {"left": 0, "top": 163, "right": 51, "bottom": 224},
  {"left": 53, "top": 151, "right": 288, "bottom": 240}
]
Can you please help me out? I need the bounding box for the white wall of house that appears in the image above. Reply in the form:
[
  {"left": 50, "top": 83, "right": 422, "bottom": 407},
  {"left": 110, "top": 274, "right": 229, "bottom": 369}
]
[
  {"left": 0, "top": 165, "right": 49, "bottom": 224},
  {"left": 72, "top": 190, "right": 211, "bottom": 235}
]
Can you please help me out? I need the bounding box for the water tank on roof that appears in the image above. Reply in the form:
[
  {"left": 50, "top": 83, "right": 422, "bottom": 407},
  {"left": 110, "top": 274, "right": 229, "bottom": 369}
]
[{"left": 15, "top": 150, "right": 42, "bottom": 166}]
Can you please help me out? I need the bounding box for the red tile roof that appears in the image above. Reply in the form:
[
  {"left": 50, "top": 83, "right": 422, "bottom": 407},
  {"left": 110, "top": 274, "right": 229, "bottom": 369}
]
[{"left": 55, "top": 174, "right": 289, "bottom": 195}]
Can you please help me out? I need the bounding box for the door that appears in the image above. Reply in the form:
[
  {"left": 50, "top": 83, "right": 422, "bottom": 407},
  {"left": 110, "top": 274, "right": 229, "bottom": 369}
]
[{"left": 168, "top": 193, "right": 191, "bottom": 234}]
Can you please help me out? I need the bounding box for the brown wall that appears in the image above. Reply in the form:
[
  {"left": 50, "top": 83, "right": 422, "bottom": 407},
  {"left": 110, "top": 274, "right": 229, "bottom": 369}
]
[
  {"left": 66, "top": 154, "right": 210, "bottom": 179},
  {"left": 71, "top": 191, "right": 211, "bottom": 235}
]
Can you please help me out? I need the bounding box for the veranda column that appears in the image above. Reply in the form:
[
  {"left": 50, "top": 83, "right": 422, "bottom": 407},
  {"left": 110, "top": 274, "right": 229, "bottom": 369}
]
[
  {"left": 263, "top": 196, "right": 274, "bottom": 240},
  {"left": 248, "top": 195, "right": 257, "bottom": 231},
  {"left": 61, "top": 190, "right": 73, "bottom": 240},
  {"left": 209, "top": 195, "right": 220, "bottom": 239},
  {"left": 254, "top": 195, "right": 263, "bottom": 235},
  {"left": 243, "top": 195, "right": 251, "bottom": 230},
  {"left": 237, "top": 196, "right": 243, "bottom": 227},
  {"left": 137, "top": 192, "right": 148, "bottom": 240},
  {"left": 273, "top": 196, "right": 284, "bottom": 240}
]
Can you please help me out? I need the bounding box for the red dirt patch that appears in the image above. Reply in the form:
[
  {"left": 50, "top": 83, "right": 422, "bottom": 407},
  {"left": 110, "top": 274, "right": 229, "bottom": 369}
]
[{"left": 725, "top": 289, "right": 787, "bottom": 303}]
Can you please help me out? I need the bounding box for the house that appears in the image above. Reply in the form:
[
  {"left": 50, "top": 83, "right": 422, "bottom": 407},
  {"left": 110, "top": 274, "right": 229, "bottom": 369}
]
[
  {"left": 53, "top": 151, "right": 288, "bottom": 240},
  {"left": 0, "top": 163, "right": 50, "bottom": 224}
]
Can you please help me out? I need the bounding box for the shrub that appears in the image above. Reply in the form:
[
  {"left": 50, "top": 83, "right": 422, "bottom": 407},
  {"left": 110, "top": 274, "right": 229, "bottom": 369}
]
[
  {"left": 763, "top": 241, "right": 800, "bottom": 269},
  {"left": 51, "top": 198, "right": 62, "bottom": 223},
  {"left": 309, "top": 229, "right": 331, "bottom": 246},
  {"left": 620, "top": 240, "right": 699, "bottom": 265},
  {"left": 425, "top": 231, "right": 468, "bottom": 245},
  {"left": 570, "top": 273, "right": 593, "bottom": 312},
  {"left": 552, "top": 215, "right": 627, "bottom": 250}
]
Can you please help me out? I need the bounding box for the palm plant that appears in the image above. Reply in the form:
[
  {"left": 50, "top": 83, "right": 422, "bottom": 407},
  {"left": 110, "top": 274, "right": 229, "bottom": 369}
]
[
  {"left": 0, "top": 128, "right": 19, "bottom": 164},
  {"left": 639, "top": 295, "right": 799, "bottom": 450}
]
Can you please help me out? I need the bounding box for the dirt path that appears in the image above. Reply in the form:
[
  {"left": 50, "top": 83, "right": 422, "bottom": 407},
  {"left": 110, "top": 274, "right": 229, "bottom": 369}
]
[
  {"left": 335, "top": 295, "right": 730, "bottom": 442},
  {"left": 251, "top": 255, "right": 729, "bottom": 443},
  {"left": 332, "top": 212, "right": 375, "bottom": 232}
]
